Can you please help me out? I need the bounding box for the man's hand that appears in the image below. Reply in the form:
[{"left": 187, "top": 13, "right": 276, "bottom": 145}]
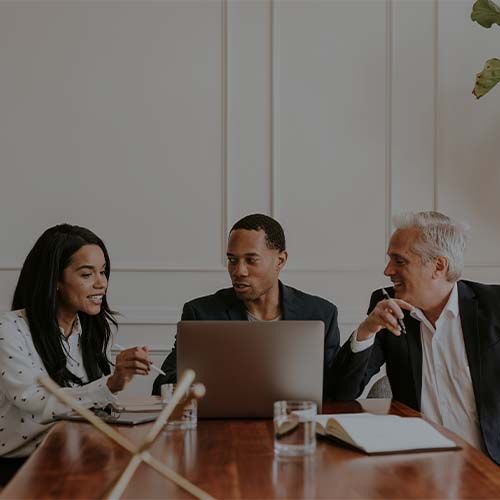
[
  {"left": 356, "top": 298, "right": 414, "bottom": 341},
  {"left": 107, "top": 346, "right": 150, "bottom": 393}
]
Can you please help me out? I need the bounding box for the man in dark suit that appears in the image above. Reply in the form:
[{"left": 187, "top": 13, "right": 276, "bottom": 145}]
[
  {"left": 152, "top": 214, "right": 340, "bottom": 400},
  {"left": 332, "top": 211, "right": 500, "bottom": 465}
]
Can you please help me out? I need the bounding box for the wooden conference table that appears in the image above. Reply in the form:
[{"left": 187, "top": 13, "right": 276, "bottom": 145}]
[{"left": 2, "top": 399, "right": 500, "bottom": 499}]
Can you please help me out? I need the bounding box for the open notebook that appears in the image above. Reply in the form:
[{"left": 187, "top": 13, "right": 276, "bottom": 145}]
[{"left": 314, "top": 413, "right": 459, "bottom": 454}]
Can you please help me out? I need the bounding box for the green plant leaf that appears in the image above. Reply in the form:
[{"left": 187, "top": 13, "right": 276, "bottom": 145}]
[
  {"left": 471, "top": 0, "right": 500, "bottom": 28},
  {"left": 473, "top": 58, "right": 500, "bottom": 98}
]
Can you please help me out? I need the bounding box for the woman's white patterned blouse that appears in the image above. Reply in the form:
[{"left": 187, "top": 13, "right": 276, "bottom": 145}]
[{"left": 0, "top": 310, "right": 116, "bottom": 457}]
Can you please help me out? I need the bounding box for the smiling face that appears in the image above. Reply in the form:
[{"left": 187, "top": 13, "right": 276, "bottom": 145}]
[
  {"left": 227, "top": 229, "right": 287, "bottom": 304},
  {"left": 57, "top": 244, "right": 108, "bottom": 318},
  {"left": 384, "top": 227, "right": 447, "bottom": 310}
]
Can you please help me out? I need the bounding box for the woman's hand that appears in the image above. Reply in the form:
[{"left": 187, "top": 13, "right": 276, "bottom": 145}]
[{"left": 106, "top": 346, "right": 150, "bottom": 393}]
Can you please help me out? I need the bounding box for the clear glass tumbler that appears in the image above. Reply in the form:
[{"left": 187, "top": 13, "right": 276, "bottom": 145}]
[
  {"left": 273, "top": 400, "right": 317, "bottom": 456},
  {"left": 160, "top": 383, "right": 197, "bottom": 430}
]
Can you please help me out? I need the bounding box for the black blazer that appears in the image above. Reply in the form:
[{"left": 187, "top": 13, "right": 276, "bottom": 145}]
[
  {"left": 332, "top": 280, "right": 500, "bottom": 465},
  {"left": 152, "top": 281, "right": 340, "bottom": 400}
]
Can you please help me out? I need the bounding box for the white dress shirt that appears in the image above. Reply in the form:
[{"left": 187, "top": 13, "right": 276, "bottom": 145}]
[
  {"left": 0, "top": 310, "right": 117, "bottom": 457},
  {"left": 351, "top": 284, "right": 483, "bottom": 450}
]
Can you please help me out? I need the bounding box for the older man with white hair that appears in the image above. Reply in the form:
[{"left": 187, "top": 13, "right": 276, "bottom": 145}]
[{"left": 333, "top": 211, "right": 500, "bottom": 465}]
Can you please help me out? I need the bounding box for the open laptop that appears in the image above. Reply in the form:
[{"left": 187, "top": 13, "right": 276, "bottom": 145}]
[{"left": 177, "top": 321, "right": 324, "bottom": 418}]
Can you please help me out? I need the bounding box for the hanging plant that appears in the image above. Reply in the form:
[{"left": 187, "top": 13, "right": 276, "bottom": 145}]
[{"left": 471, "top": 0, "right": 500, "bottom": 98}]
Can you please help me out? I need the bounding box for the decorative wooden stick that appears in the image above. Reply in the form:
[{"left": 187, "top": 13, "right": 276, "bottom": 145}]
[
  {"left": 168, "top": 383, "right": 206, "bottom": 420},
  {"left": 107, "top": 371, "right": 207, "bottom": 499},
  {"left": 139, "top": 369, "right": 195, "bottom": 451},
  {"left": 38, "top": 375, "right": 137, "bottom": 454},
  {"left": 142, "top": 451, "right": 215, "bottom": 500},
  {"left": 105, "top": 452, "right": 143, "bottom": 500},
  {"left": 37, "top": 372, "right": 213, "bottom": 500}
]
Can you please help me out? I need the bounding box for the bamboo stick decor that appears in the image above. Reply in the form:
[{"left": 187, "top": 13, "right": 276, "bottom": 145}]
[{"left": 38, "top": 370, "right": 214, "bottom": 500}]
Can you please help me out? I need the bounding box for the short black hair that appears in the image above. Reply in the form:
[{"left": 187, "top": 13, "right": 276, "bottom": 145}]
[{"left": 230, "top": 214, "right": 286, "bottom": 252}]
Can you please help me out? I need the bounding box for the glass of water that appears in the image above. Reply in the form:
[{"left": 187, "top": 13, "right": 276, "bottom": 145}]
[
  {"left": 160, "top": 383, "right": 197, "bottom": 430},
  {"left": 273, "top": 400, "right": 317, "bottom": 456}
]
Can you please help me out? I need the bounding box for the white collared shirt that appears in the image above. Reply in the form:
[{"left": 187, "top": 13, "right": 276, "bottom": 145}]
[
  {"left": 351, "top": 284, "right": 483, "bottom": 450},
  {"left": 413, "top": 284, "right": 482, "bottom": 449},
  {"left": 0, "top": 310, "right": 117, "bottom": 457}
]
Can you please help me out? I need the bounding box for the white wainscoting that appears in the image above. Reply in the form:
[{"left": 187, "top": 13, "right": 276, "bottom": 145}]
[{"left": 1, "top": 1, "right": 499, "bottom": 398}]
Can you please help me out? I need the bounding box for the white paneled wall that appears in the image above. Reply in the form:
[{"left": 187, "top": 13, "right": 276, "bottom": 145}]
[
  {"left": 1, "top": 0, "right": 499, "bottom": 396},
  {"left": 274, "top": 0, "right": 388, "bottom": 270}
]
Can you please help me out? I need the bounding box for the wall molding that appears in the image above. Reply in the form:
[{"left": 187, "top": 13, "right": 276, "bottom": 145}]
[
  {"left": 112, "top": 265, "right": 227, "bottom": 272},
  {"left": 0, "top": 0, "right": 230, "bottom": 274},
  {"left": 0, "top": 264, "right": 384, "bottom": 273},
  {"left": 111, "top": 346, "right": 171, "bottom": 355},
  {"left": 0, "top": 263, "right": 228, "bottom": 272},
  {"left": 433, "top": 0, "right": 439, "bottom": 212},
  {"left": 282, "top": 265, "right": 382, "bottom": 272},
  {"left": 221, "top": 0, "right": 229, "bottom": 266},
  {"left": 116, "top": 304, "right": 365, "bottom": 326},
  {"left": 270, "top": 0, "right": 388, "bottom": 273},
  {"left": 271, "top": 0, "right": 278, "bottom": 220},
  {"left": 464, "top": 264, "right": 500, "bottom": 269},
  {"left": 386, "top": 0, "right": 393, "bottom": 247},
  {"left": 116, "top": 306, "right": 180, "bottom": 325}
]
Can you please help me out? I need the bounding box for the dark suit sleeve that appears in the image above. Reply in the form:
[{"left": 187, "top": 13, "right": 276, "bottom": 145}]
[
  {"left": 330, "top": 292, "right": 387, "bottom": 400},
  {"left": 151, "top": 302, "right": 196, "bottom": 395},
  {"left": 323, "top": 304, "right": 340, "bottom": 400}
]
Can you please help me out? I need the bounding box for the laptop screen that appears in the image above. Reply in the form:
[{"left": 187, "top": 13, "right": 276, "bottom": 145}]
[{"left": 177, "top": 321, "right": 324, "bottom": 418}]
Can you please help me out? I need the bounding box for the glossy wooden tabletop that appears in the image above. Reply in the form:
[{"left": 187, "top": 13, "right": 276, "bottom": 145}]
[{"left": 2, "top": 399, "right": 500, "bottom": 499}]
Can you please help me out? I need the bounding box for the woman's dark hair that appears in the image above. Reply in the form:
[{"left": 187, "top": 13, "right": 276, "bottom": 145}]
[{"left": 12, "top": 224, "right": 117, "bottom": 387}]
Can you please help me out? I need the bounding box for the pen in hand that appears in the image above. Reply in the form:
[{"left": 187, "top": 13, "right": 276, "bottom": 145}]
[
  {"left": 113, "top": 343, "right": 166, "bottom": 376},
  {"left": 381, "top": 288, "right": 407, "bottom": 335}
]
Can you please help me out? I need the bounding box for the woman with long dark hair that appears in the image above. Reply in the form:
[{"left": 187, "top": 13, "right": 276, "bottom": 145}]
[{"left": 0, "top": 224, "right": 150, "bottom": 484}]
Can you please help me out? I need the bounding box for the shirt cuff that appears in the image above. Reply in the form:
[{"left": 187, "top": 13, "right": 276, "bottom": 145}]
[
  {"left": 86, "top": 375, "right": 118, "bottom": 405},
  {"left": 350, "top": 329, "right": 376, "bottom": 353}
]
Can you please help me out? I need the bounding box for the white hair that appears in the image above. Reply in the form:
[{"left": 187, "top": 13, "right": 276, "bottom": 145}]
[{"left": 392, "top": 211, "right": 470, "bottom": 282}]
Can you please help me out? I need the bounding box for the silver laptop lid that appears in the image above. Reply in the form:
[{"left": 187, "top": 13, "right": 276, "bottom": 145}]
[{"left": 177, "top": 321, "right": 324, "bottom": 418}]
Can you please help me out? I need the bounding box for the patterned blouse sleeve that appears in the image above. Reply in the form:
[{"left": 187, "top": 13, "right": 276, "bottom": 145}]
[{"left": 0, "top": 315, "right": 117, "bottom": 423}]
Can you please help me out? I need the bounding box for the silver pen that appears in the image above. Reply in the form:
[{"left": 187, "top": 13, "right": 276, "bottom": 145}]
[
  {"left": 113, "top": 343, "right": 166, "bottom": 376},
  {"left": 381, "top": 288, "right": 406, "bottom": 335}
]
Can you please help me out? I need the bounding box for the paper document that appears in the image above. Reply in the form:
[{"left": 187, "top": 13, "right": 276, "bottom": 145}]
[{"left": 315, "top": 413, "right": 459, "bottom": 454}]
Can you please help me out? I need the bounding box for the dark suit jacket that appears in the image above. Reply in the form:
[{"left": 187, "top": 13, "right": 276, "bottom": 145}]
[
  {"left": 332, "top": 280, "right": 500, "bottom": 465},
  {"left": 152, "top": 281, "right": 340, "bottom": 400}
]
